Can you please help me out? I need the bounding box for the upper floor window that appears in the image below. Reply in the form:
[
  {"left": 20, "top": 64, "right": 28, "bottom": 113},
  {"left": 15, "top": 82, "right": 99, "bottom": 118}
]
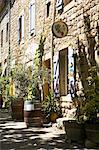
[
  {"left": 56, "top": 0, "right": 73, "bottom": 13},
  {"left": 46, "top": 1, "right": 51, "bottom": 17},
  {"left": 1, "top": 30, "right": 3, "bottom": 47},
  {"left": 56, "top": 0, "right": 63, "bottom": 12},
  {"left": 29, "top": 0, "right": 35, "bottom": 36},
  {"left": 6, "top": 23, "right": 9, "bottom": 42},
  {"left": 18, "top": 14, "right": 24, "bottom": 44}
]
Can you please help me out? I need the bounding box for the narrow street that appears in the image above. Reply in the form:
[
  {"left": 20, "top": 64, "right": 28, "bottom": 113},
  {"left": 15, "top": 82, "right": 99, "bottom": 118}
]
[{"left": 0, "top": 109, "right": 95, "bottom": 150}]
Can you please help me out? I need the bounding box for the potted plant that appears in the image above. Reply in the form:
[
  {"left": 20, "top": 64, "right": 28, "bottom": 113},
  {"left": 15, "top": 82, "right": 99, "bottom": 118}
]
[
  {"left": 24, "top": 79, "right": 42, "bottom": 127},
  {"left": 63, "top": 94, "right": 85, "bottom": 144},
  {"left": 24, "top": 35, "right": 46, "bottom": 127},
  {"left": 10, "top": 64, "right": 30, "bottom": 121},
  {"left": 67, "top": 66, "right": 99, "bottom": 147},
  {"left": 42, "top": 91, "right": 60, "bottom": 123},
  {"left": 82, "top": 66, "right": 99, "bottom": 146}
]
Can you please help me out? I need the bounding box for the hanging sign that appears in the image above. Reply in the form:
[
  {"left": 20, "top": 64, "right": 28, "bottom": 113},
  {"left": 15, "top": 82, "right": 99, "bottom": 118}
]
[{"left": 52, "top": 20, "right": 68, "bottom": 38}]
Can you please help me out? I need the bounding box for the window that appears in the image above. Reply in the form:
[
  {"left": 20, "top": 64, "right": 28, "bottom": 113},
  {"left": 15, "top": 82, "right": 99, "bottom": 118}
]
[
  {"left": 1, "top": 30, "right": 3, "bottom": 47},
  {"left": 18, "top": 15, "right": 24, "bottom": 44},
  {"left": 46, "top": 1, "right": 50, "bottom": 17},
  {"left": 29, "top": 0, "right": 35, "bottom": 36},
  {"left": 6, "top": 23, "right": 9, "bottom": 42},
  {"left": 18, "top": 16, "right": 22, "bottom": 44},
  {"left": 56, "top": 0, "right": 73, "bottom": 13},
  {"left": 56, "top": 0, "right": 63, "bottom": 12}
]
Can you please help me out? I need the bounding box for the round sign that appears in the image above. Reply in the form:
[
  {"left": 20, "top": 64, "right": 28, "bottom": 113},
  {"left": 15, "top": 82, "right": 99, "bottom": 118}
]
[{"left": 52, "top": 20, "right": 68, "bottom": 38}]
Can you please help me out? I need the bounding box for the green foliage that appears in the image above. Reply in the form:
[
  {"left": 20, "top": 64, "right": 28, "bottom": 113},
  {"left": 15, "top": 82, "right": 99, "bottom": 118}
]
[
  {"left": 33, "top": 35, "right": 46, "bottom": 83},
  {"left": 74, "top": 66, "right": 99, "bottom": 122},
  {"left": 11, "top": 64, "right": 32, "bottom": 99},
  {"left": 83, "top": 66, "right": 99, "bottom": 121},
  {"left": 31, "top": 35, "right": 46, "bottom": 101},
  {"left": 0, "top": 76, "right": 9, "bottom": 99},
  {"left": 42, "top": 91, "right": 60, "bottom": 116}
]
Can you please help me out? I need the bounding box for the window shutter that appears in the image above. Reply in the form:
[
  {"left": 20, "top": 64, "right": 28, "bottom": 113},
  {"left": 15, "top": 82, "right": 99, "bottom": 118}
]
[
  {"left": 53, "top": 53, "right": 59, "bottom": 97},
  {"left": 30, "top": 0, "right": 35, "bottom": 35},
  {"left": 68, "top": 47, "right": 75, "bottom": 98},
  {"left": 56, "top": 0, "right": 63, "bottom": 10},
  {"left": 18, "top": 18, "right": 20, "bottom": 44},
  {"left": 22, "top": 14, "right": 24, "bottom": 44}
]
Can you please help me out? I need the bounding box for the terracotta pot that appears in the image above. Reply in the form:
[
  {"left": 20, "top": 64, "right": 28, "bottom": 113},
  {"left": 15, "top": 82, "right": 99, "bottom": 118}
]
[{"left": 50, "top": 112, "right": 58, "bottom": 123}]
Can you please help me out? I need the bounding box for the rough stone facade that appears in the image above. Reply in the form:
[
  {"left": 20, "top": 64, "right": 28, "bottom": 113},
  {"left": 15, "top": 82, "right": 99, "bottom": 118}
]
[{"left": 0, "top": 0, "right": 99, "bottom": 115}]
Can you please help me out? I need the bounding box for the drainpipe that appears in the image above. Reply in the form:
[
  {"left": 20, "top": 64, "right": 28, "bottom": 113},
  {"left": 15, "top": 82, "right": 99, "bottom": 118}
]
[{"left": 7, "top": 0, "right": 11, "bottom": 76}]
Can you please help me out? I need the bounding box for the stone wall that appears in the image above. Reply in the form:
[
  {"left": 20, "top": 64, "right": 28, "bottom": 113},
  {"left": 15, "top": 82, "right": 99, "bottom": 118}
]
[
  {"left": 0, "top": 0, "right": 98, "bottom": 84},
  {"left": 0, "top": 7, "right": 9, "bottom": 72}
]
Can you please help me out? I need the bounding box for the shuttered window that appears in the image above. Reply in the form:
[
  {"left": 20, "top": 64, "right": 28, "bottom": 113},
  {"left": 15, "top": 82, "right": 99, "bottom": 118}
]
[
  {"left": 1, "top": 30, "right": 3, "bottom": 47},
  {"left": 46, "top": 1, "right": 51, "bottom": 17},
  {"left": 18, "top": 14, "right": 24, "bottom": 44},
  {"left": 29, "top": 0, "right": 35, "bottom": 36},
  {"left": 56, "top": 0, "right": 73, "bottom": 12},
  {"left": 6, "top": 23, "right": 9, "bottom": 42}
]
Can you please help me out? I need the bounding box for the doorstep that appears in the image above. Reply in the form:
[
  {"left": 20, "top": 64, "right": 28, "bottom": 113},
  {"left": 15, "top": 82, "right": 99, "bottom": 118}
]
[{"left": 56, "top": 117, "right": 76, "bottom": 129}]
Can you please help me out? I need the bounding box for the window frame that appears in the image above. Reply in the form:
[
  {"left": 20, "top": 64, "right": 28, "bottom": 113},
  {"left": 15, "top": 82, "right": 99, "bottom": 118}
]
[
  {"left": 18, "top": 12, "right": 24, "bottom": 45},
  {"left": 46, "top": 1, "right": 51, "bottom": 18},
  {"left": 18, "top": 16, "right": 22, "bottom": 44},
  {"left": 6, "top": 22, "right": 9, "bottom": 42},
  {"left": 1, "top": 30, "right": 3, "bottom": 47},
  {"left": 29, "top": 0, "right": 36, "bottom": 36}
]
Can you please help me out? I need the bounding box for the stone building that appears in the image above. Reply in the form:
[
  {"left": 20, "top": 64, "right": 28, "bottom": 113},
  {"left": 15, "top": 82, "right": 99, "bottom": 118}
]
[{"left": 0, "top": 0, "right": 99, "bottom": 116}]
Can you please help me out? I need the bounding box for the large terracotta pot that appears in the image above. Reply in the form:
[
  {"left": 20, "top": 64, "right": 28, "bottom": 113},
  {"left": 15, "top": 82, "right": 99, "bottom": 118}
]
[
  {"left": 11, "top": 98, "right": 24, "bottom": 121},
  {"left": 50, "top": 112, "right": 58, "bottom": 123}
]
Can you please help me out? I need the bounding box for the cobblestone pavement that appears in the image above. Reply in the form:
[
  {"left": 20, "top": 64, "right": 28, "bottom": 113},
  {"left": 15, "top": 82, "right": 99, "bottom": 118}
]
[{"left": 0, "top": 109, "right": 98, "bottom": 150}]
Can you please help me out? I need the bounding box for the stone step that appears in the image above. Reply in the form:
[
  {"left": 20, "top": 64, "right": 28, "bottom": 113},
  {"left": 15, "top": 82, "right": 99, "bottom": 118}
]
[{"left": 56, "top": 117, "right": 76, "bottom": 129}]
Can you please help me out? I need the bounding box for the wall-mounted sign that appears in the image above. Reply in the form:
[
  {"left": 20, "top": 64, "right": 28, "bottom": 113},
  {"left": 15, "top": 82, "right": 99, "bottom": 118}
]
[{"left": 52, "top": 20, "right": 68, "bottom": 38}]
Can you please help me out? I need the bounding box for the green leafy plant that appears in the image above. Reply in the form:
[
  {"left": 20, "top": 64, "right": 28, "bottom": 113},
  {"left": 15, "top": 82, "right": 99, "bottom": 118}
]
[
  {"left": 83, "top": 66, "right": 99, "bottom": 122},
  {"left": 0, "top": 75, "right": 10, "bottom": 108},
  {"left": 74, "top": 66, "right": 99, "bottom": 123},
  {"left": 42, "top": 91, "right": 60, "bottom": 121},
  {"left": 31, "top": 35, "right": 46, "bottom": 101},
  {"left": 11, "top": 64, "right": 32, "bottom": 99}
]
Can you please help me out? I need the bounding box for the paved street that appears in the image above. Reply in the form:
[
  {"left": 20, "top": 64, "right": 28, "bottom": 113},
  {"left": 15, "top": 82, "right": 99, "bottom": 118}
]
[{"left": 0, "top": 109, "right": 97, "bottom": 150}]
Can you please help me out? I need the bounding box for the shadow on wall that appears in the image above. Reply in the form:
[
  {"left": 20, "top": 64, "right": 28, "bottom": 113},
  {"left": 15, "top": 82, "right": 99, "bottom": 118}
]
[{"left": 77, "top": 13, "right": 98, "bottom": 93}]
